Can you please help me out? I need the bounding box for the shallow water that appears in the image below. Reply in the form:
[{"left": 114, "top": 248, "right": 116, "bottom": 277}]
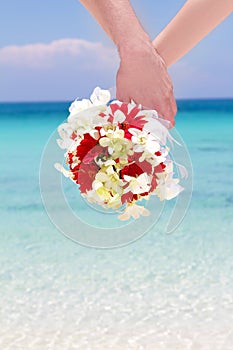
[{"left": 0, "top": 100, "right": 233, "bottom": 349}]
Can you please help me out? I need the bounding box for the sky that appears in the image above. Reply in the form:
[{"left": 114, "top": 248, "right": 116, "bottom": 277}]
[{"left": 0, "top": 0, "right": 232, "bottom": 102}]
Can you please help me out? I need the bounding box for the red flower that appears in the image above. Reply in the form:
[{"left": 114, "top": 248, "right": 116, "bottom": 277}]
[
  {"left": 108, "top": 102, "right": 147, "bottom": 130},
  {"left": 76, "top": 133, "right": 98, "bottom": 162},
  {"left": 120, "top": 162, "right": 144, "bottom": 179},
  {"left": 121, "top": 191, "right": 138, "bottom": 204},
  {"left": 71, "top": 162, "right": 99, "bottom": 193},
  {"left": 82, "top": 145, "right": 108, "bottom": 164}
]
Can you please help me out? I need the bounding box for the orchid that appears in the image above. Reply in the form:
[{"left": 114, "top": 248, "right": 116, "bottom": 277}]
[
  {"left": 57, "top": 123, "right": 75, "bottom": 150},
  {"left": 69, "top": 98, "right": 93, "bottom": 117},
  {"left": 92, "top": 174, "right": 123, "bottom": 209},
  {"left": 90, "top": 86, "right": 111, "bottom": 106},
  {"left": 124, "top": 173, "right": 151, "bottom": 195},
  {"left": 69, "top": 86, "right": 111, "bottom": 117},
  {"left": 67, "top": 105, "right": 108, "bottom": 135},
  {"left": 54, "top": 163, "right": 72, "bottom": 178},
  {"left": 95, "top": 165, "right": 124, "bottom": 194},
  {"left": 154, "top": 174, "right": 183, "bottom": 200},
  {"left": 118, "top": 203, "right": 150, "bottom": 221},
  {"left": 129, "top": 128, "right": 161, "bottom": 154},
  {"left": 99, "top": 126, "right": 133, "bottom": 158}
]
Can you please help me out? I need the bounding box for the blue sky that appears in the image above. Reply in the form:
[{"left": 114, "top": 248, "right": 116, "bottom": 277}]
[{"left": 0, "top": 0, "right": 232, "bottom": 102}]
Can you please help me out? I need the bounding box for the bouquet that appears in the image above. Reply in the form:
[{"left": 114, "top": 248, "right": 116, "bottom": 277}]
[{"left": 55, "top": 87, "right": 185, "bottom": 221}]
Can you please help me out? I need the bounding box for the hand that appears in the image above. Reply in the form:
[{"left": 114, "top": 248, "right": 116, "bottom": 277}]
[{"left": 116, "top": 40, "right": 177, "bottom": 128}]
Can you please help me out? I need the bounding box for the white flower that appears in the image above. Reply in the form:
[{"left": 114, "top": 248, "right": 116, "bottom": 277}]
[
  {"left": 83, "top": 189, "right": 104, "bottom": 205},
  {"left": 154, "top": 162, "right": 183, "bottom": 200},
  {"left": 124, "top": 173, "right": 151, "bottom": 195},
  {"left": 118, "top": 203, "right": 150, "bottom": 221},
  {"left": 91, "top": 171, "right": 123, "bottom": 209},
  {"left": 54, "top": 163, "right": 72, "bottom": 178},
  {"left": 143, "top": 115, "right": 176, "bottom": 145},
  {"left": 68, "top": 87, "right": 110, "bottom": 117},
  {"left": 69, "top": 98, "right": 92, "bottom": 117},
  {"left": 155, "top": 175, "right": 184, "bottom": 200},
  {"left": 99, "top": 127, "right": 124, "bottom": 146},
  {"left": 129, "top": 128, "right": 160, "bottom": 154},
  {"left": 90, "top": 86, "right": 111, "bottom": 106},
  {"left": 139, "top": 146, "right": 168, "bottom": 165},
  {"left": 68, "top": 105, "right": 108, "bottom": 135},
  {"left": 99, "top": 126, "right": 132, "bottom": 157},
  {"left": 94, "top": 165, "right": 124, "bottom": 194},
  {"left": 57, "top": 123, "right": 74, "bottom": 150}
]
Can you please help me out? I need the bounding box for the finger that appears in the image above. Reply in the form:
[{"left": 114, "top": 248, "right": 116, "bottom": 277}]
[
  {"left": 153, "top": 96, "right": 175, "bottom": 125},
  {"left": 169, "top": 86, "right": 177, "bottom": 114}
]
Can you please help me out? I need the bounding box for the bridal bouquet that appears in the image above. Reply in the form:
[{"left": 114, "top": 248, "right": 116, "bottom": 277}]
[{"left": 55, "top": 87, "right": 185, "bottom": 221}]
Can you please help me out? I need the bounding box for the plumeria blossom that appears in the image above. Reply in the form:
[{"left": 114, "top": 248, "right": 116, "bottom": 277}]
[{"left": 55, "top": 87, "right": 186, "bottom": 220}]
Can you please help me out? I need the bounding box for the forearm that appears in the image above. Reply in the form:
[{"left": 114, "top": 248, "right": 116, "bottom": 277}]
[
  {"left": 79, "top": 0, "right": 151, "bottom": 55},
  {"left": 153, "top": 0, "right": 233, "bottom": 67}
]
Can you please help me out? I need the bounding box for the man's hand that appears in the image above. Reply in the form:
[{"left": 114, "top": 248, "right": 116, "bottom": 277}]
[
  {"left": 117, "top": 40, "right": 177, "bottom": 128},
  {"left": 79, "top": 0, "right": 177, "bottom": 127}
]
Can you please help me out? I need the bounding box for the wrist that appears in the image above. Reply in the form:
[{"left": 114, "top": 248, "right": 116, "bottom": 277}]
[
  {"left": 152, "top": 41, "right": 168, "bottom": 67},
  {"left": 117, "top": 32, "right": 152, "bottom": 59}
]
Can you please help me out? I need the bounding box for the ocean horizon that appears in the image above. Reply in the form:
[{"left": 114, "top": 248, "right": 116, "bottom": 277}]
[{"left": 1, "top": 98, "right": 233, "bottom": 349}]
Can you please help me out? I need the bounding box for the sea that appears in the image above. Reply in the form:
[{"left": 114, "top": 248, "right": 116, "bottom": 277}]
[{"left": 0, "top": 99, "right": 233, "bottom": 349}]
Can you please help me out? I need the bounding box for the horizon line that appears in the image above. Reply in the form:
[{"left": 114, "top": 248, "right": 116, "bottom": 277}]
[{"left": 0, "top": 97, "right": 233, "bottom": 104}]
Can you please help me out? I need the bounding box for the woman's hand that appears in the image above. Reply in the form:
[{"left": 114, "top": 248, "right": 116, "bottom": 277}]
[
  {"left": 116, "top": 40, "right": 177, "bottom": 128},
  {"left": 153, "top": 0, "right": 233, "bottom": 67}
]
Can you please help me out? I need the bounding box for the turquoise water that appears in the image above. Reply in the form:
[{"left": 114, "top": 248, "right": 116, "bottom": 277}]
[{"left": 0, "top": 100, "right": 233, "bottom": 349}]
